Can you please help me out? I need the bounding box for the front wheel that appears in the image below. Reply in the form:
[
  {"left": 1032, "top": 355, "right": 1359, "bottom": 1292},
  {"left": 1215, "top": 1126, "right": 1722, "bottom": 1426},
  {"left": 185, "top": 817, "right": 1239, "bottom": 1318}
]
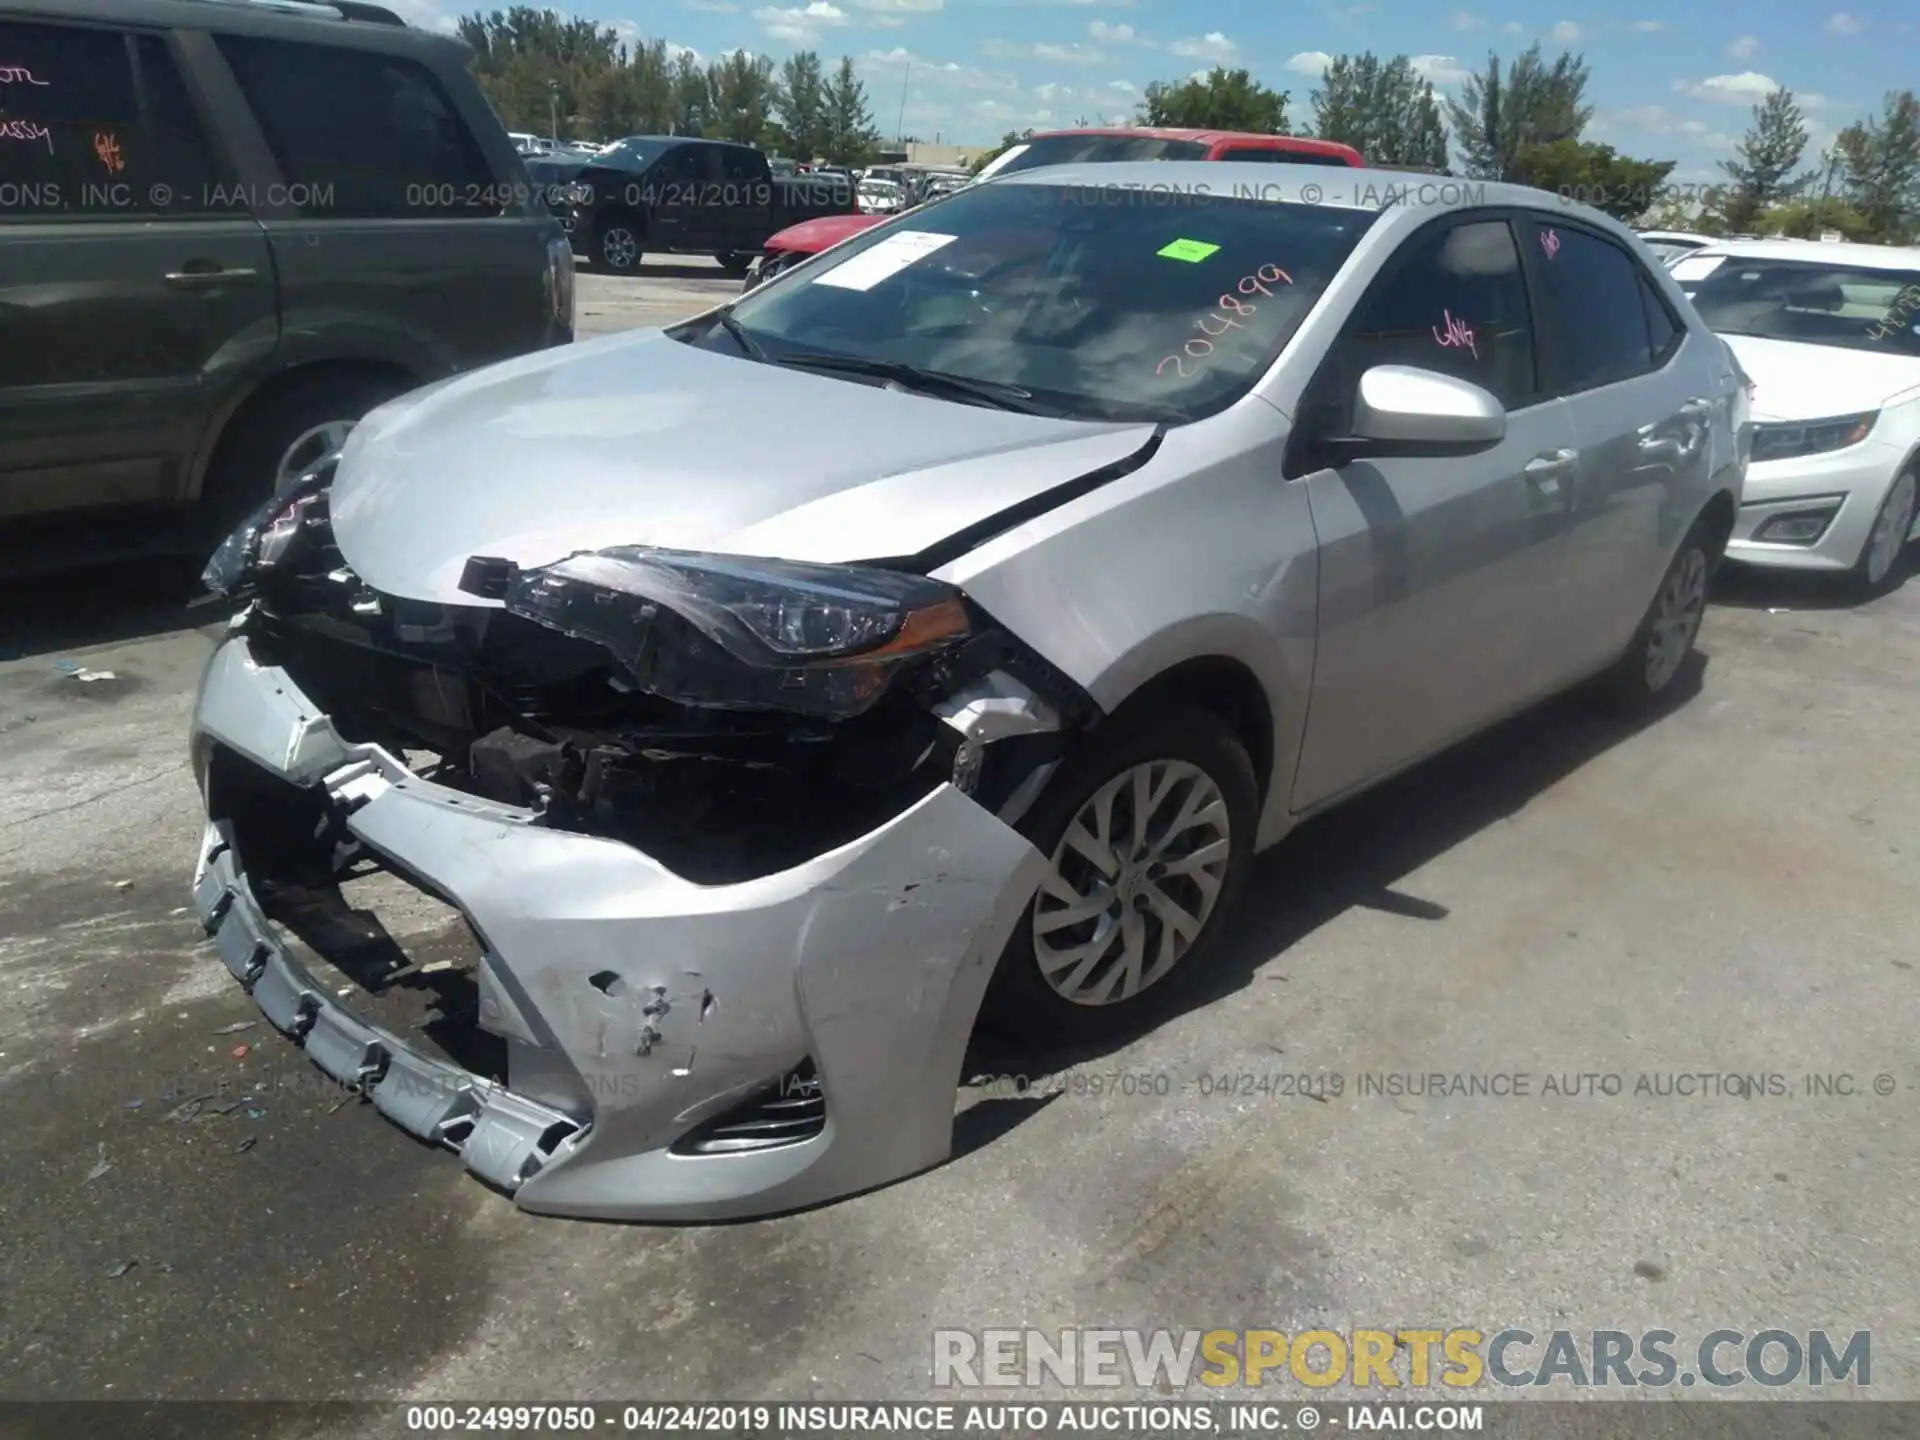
[
  {"left": 1852, "top": 468, "right": 1916, "bottom": 597},
  {"left": 717, "top": 251, "right": 754, "bottom": 276},
  {"left": 593, "top": 213, "right": 644, "bottom": 271},
  {"left": 979, "top": 705, "right": 1258, "bottom": 1046}
]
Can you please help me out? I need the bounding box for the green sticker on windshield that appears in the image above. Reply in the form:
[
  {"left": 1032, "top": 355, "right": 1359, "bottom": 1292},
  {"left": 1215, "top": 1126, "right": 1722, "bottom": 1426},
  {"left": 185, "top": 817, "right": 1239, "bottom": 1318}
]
[{"left": 1157, "top": 238, "right": 1220, "bottom": 263}]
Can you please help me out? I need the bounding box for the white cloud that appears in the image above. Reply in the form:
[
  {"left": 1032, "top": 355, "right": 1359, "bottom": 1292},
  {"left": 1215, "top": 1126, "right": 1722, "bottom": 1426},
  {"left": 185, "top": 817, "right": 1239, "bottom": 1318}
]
[
  {"left": 1409, "top": 53, "right": 1474, "bottom": 86},
  {"left": 665, "top": 40, "right": 701, "bottom": 60},
  {"left": 980, "top": 38, "right": 1102, "bottom": 63},
  {"left": 1107, "top": 78, "right": 1137, "bottom": 92},
  {"left": 1727, "top": 34, "right": 1759, "bottom": 59},
  {"left": 1826, "top": 11, "right": 1863, "bottom": 33},
  {"left": 678, "top": 0, "right": 737, "bottom": 10},
  {"left": 1500, "top": 19, "right": 1522, "bottom": 33},
  {"left": 1679, "top": 119, "right": 1707, "bottom": 134},
  {"left": 1677, "top": 71, "right": 1826, "bottom": 107},
  {"left": 970, "top": 99, "right": 1018, "bottom": 123},
  {"left": 1629, "top": 18, "right": 1663, "bottom": 29},
  {"left": 1186, "top": 67, "right": 1215, "bottom": 82},
  {"left": 753, "top": 0, "right": 847, "bottom": 41},
  {"left": 850, "top": 0, "right": 941, "bottom": 11},
  {"left": 1701, "top": 130, "right": 1738, "bottom": 150},
  {"left": 1550, "top": 19, "right": 1583, "bottom": 41},
  {"left": 1088, "top": 20, "right": 1147, "bottom": 44},
  {"left": 383, "top": 0, "right": 458, "bottom": 32},
  {"left": 1618, "top": 104, "right": 1670, "bottom": 126},
  {"left": 1169, "top": 30, "right": 1238, "bottom": 61},
  {"left": 1285, "top": 50, "right": 1334, "bottom": 76},
  {"left": 1450, "top": 9, "right": 1482, "bottom": 27}
]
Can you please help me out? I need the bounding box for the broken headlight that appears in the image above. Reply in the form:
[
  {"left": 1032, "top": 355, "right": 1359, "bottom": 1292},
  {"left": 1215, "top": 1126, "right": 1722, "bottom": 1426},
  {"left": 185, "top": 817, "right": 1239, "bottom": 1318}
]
[
  {"left": 476, "top": 546, "right": 973, "bottom": 719},
  {"left": 200, "top": 464, "right": 335, "bottom": 597}
]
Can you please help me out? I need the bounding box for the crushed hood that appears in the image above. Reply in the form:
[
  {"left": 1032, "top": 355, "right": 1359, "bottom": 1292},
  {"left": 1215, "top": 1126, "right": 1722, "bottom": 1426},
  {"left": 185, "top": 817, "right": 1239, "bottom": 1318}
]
[
  {"left": 1719, "top": 333, "right": 1920, "bottom": 422},
  {"left": 329, "top": 328, "right": 1156, "bottom": 604}
]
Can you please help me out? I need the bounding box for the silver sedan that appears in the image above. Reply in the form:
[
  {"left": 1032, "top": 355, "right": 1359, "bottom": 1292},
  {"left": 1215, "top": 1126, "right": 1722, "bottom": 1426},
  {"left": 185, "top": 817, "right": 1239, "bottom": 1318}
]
[{"left": 189, "top": 163, "right": 1746, "bottom": 1220}]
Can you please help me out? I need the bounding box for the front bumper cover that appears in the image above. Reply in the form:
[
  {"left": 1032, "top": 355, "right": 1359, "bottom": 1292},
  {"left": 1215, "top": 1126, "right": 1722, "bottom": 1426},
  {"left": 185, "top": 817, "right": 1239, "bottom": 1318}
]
[
  {"left": 1724, "top": 438, "right": 1911, "bottom": 572},
  {"left": 189, "top": 633, "right": 1047, "bottom": 1221}
]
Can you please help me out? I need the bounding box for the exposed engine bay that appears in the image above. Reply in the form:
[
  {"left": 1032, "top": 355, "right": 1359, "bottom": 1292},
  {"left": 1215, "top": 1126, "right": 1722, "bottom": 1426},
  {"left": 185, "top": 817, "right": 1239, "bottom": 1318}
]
[{"left": 206, "top": 466, "right": 1098, "bottom": 883}]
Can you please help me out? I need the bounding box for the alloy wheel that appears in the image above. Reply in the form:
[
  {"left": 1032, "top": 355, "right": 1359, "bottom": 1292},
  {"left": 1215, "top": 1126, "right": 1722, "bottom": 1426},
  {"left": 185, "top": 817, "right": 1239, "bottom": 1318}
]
[
  {"left": 275, "top": 420, "right": 356, "bottom": 493},
  {"left": 1644, "top": 546, "right": 1707, "bottom": 692},
  {"left": 1032, "top": 759, "right": 1233, "bottom": 1007},
  {"left": 1864, "top": 471, "right": 1916, "bottom": 589},
  {"left": 601, "top": 226, "right": 639, "bottom": 269}
]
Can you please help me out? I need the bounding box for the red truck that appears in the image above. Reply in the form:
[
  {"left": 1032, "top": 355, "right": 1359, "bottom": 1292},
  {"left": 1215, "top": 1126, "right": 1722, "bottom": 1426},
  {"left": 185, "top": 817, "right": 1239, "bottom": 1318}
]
[{"left": 741, "top": 126, "right": 1365, "bottom": 289}]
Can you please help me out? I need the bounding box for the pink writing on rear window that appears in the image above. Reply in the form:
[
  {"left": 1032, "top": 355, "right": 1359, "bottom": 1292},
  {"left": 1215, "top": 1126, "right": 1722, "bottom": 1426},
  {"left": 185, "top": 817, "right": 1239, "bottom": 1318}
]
[
  {"left": 1540, "top": 228, "right": 1561, "bottom": 259},
  {"left": 0, "top": 63, "right": 51, "bottom": 85},
  {"left": 1433, "top": 308, "right": 1477, "bottom": 359},
  {"left": 0, "top": 118, "right": 54, "bottom": 152}
]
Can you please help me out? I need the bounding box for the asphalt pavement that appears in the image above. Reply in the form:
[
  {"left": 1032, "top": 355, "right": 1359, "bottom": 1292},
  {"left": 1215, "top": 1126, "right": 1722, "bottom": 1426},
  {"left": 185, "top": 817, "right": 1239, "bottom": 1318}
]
[{"left": 1, "top": 258, "right": 1916, "bottom": 1415}]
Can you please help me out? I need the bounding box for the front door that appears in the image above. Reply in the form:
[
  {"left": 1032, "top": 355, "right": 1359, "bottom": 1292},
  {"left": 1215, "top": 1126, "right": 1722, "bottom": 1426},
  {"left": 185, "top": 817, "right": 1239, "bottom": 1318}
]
[
  {"left": 1291, "top": 214, "right": 1579, "bottom": 810},
  {"left": 0, "top": 22, "right": 274, "bottom": 521}
]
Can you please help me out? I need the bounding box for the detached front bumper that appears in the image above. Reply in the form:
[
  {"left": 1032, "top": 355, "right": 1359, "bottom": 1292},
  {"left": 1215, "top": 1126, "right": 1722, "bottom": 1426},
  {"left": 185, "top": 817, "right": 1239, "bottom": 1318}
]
[
  {"left": 189, "top": 632, "right": 1046, "bottom": 1221},
  {"left": 1724, "top": 438, "right": 1910, "bottom": 573}
]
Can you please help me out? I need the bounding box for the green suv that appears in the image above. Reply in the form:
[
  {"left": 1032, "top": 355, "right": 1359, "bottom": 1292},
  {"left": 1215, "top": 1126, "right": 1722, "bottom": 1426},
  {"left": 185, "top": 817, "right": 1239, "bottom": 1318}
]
[{"left": 0, "top": 0, "right": 574, "bottom": 570}]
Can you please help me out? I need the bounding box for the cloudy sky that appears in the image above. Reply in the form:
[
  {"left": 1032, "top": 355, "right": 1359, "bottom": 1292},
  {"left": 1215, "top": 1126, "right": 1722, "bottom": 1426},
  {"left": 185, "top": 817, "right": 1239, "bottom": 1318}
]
[{"left": 402, "top": 0, "right": 1906, "bottom": 180}]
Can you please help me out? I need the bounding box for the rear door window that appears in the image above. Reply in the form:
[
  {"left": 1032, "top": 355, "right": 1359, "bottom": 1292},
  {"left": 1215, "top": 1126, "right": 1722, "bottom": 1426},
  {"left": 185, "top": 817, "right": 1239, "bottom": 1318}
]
[
  {"left": 1328, "top": 217, "right": 1539, "bottom": 409},
  {"left": 1524, "top": 219, "right": 1662, "bottom": 392},
  {"left": 215, "top": 35, "right": 496, "bottom": 218}
]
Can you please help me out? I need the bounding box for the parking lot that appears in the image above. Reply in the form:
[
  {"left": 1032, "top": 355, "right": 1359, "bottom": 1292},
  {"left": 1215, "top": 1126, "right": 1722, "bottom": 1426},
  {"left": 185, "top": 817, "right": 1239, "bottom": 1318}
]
[{"left": 2, "top": 260, "right": 1917, "bottom": 1410}]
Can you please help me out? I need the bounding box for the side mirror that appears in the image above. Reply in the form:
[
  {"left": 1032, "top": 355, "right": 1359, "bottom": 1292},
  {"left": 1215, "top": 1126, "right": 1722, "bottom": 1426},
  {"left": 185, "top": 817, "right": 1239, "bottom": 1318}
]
[{"left": 1348, "top": 365, "right": 1507, "bottom": 453}]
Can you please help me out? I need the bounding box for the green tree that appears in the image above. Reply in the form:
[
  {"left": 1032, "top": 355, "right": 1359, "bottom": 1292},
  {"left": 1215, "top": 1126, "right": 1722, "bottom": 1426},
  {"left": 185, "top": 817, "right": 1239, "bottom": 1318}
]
[
  {"left": 667, "top": 50, "right": 710, "bottom": 136},
  {"left": 1755, "top": 195, "right": 1875, "bottom": 239},
  {"left": 1719, "top": 87, "right": 1808, "bottom": 232},
  {"left": 970, "top": 128, "right": 1034, "bottom": 174},
  {"left": 707, "top": 50, "right": 779, "bottom": 144},
  {"left": 1311, "top": 53, "right": 1447, "bottom": 169},
  {"left": 1139, "top": 67, "right": 1288, "bottom": 133},
  {"left": 1834, "top": 89, "right": 1920, "bottom": 242},
  {"left": 822, "top": 56, "right": 881, "bottom": 166},
  {"left": 779, "top": 52, "right": 831, "bottom": 162},
  {"left": 1444, "top": 44, "right": 1593, "bottom": 180},
  {"left": 1509, "top": 139, "right": 1675, "bottom": 222}
]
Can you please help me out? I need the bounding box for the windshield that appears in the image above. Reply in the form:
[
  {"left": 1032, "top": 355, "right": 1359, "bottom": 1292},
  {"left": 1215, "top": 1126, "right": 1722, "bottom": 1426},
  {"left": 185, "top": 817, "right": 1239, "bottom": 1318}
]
[
  {"left": 977, "top": 133, "right": 1211, "bottom": 182},
  {"left": 594, "top": 137, "right": 677, "bottom": 171},
  {"left": 713, "top": 179, "right": 1377, "bottom": 423},
  {"left": 1680, "top": 257, "right": 1920, "bottom": 356}
]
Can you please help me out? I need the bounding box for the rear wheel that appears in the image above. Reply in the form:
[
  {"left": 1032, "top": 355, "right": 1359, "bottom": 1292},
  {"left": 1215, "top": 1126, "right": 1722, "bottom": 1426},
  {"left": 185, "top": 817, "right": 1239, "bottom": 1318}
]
[
  {"left": 1590, "top": 522, "right": 1711, "bottom": 710},
  {"left": 1852, "top": 468, "right": 1916, "bottom": 597},
  {"left": 980, "top": 705, "right": 1257, "bottom": 1046}
]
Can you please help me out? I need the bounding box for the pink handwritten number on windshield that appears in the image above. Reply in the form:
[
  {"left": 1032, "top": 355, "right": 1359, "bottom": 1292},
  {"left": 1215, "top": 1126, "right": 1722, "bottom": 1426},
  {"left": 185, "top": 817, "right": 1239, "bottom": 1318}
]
[
  {"left": 1155, "top": 263, "right": 1295, "bottom": 379},
  {"left": 1433, "top": 309, "right": 1477, "bottom": 359},
  {"left": 1540, "top": 228, "right": 1561, "bottom": 259}
]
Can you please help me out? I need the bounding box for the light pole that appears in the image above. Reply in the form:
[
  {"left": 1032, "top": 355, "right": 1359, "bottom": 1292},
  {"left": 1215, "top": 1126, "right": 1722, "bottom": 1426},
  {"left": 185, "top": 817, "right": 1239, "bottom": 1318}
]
[
  {"left": 548, "top": 80, "right": 559, "bottom": 145},
  {"left": 896, "top": 60, "right": 910, "bottom": 145}
]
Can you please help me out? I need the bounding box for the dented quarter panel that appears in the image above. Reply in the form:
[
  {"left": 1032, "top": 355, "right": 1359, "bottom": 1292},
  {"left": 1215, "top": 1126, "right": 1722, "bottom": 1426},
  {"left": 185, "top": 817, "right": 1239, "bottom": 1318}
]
[
  {"left": 191, "top": 633, "right": 1048, "bottom": 1220},
  {"left": 929, "top": 397, "right": 1319, "bottom": 849},
  {"left": 327, "top": 327, "right": 1153, "bottom": 604}
]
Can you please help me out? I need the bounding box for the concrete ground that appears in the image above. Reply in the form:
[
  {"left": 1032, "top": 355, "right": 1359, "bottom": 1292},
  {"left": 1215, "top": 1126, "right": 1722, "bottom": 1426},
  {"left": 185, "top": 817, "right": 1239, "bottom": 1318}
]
[{"left": 1, "top": 260, "right": 1916, "bottom": 1414}]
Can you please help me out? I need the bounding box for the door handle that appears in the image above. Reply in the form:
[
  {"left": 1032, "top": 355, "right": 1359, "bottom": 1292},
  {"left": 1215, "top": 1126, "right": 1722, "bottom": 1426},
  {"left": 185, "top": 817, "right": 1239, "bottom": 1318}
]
[
  {"left": 1678, "top": 397, "right": 1715, "bottom": 420},
  {"left": 164, "top": 267, "right": 260, "bottom": 288},
  {"left": 1524, "top": 448, "right": 1577, "bottom": 495}
]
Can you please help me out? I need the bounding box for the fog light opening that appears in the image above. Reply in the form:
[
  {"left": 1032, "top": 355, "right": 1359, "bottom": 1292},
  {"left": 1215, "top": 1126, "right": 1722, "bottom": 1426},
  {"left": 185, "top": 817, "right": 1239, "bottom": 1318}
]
[{"left": 1756, "top": 508, "right": 1838, "bottom": 545}]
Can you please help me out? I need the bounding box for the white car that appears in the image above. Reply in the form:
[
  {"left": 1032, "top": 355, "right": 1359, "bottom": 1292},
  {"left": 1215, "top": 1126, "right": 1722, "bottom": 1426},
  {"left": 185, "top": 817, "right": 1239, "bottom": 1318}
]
[
  {"left": 1672, "top": 240, "right": 1920, "bottom": 593},
  {"left": 1638, "top": 230, "right": 1716, "bottom": 266},
  {"left": 856, "top": 178, "right": 906, "bottom": 214}
]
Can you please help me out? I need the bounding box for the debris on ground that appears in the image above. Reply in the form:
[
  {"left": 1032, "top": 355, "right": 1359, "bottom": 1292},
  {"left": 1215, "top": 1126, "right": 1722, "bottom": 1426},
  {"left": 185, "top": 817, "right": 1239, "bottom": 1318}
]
[
  {"left": 122, "top": 1098, "right": 145, "bottom": 1110},
  {"left": 213, "top": 1021, "right": 255, "bottom": 1035},
  {"left": 165, "top": 1095, "right": 214, "bottom": 1124},
  {"left": 84, "top": 1144, "right": 112, "bottom": 1185},
  {"left": 113, "top": 879, "right": 135, "bottom": 891},
  {"left": 229, "top": 1044, "right": 250, "bottom": 1059},
  {"left": 234, "top": 1136, "right": 257, "bottom": 1154},
  {"left": 245, "top": 1107, "right": 267, "bottom": 1120},
  {"left": 73, "top": 668, "right": 117, "bottom": 683},
  {"left": 207, "top": 1099, "right": 245, "bottom": 1116},
  {"left": 106, "top": 1260, "right": 136, "bottom": 1279}
]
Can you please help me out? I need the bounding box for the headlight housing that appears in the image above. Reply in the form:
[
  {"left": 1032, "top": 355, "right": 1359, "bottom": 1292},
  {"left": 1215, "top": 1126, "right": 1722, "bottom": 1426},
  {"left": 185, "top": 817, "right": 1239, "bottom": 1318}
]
[
  {"left": 200, "top": 463, "right": 335, "bottom": 597},
  {"left": 1749, "top": 411, "right": 1878, "bottom": 463},
  {"left": 469, "top": 546, "right": 974, "bottom": 719}
]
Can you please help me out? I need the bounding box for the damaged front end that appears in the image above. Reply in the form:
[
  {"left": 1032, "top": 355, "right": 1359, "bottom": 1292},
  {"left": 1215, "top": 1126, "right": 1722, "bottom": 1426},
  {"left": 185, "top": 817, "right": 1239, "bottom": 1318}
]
[{"left": 190, "top": 474, "right": 1091, "bottom": 1219}]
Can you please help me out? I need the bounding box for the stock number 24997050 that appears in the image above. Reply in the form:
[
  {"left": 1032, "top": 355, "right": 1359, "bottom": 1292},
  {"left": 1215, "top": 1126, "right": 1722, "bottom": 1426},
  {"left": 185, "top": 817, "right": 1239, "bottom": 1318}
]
[{"left": 1196, "top": 1071, "right": 1344, "bottom": 1099}]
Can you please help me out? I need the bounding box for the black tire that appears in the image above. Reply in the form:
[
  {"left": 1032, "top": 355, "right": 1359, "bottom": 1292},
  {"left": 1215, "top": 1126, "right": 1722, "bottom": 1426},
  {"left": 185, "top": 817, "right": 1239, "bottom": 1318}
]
[
  {"left": 1589, "top": 520, "right": 1712, "bottom": 711},
  {"left": 1848, "top": 468, "right": 1916, "bottom": 599},
  {"left": 593, "top": 212, "right": 645, "bottom": 271},
  {"left": 202, "top": 372, "right": 404, "bottom": 534},
  {"left": 978, "top": 704, "right": 1258, "bottom": 1048},
  {"left": 717, "top": 251, "right": 754, "bottom": 276}
]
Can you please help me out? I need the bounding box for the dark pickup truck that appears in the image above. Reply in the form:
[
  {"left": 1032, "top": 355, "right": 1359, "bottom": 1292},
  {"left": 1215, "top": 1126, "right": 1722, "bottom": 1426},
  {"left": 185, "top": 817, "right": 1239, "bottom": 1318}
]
[{"left": 567, "top": 137, "right": 857, "bottom": 275}]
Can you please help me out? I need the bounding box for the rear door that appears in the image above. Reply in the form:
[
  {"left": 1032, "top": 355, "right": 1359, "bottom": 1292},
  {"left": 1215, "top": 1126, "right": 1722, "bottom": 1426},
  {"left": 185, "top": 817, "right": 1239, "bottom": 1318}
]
[
  {"left": 1289, "top": 214, "right": 1583, "bottom": 809},
  {"left": 716, "top": 145, "right": 772, "bottom": 252},
  {"left": 1515, "top": 213, "right": 1731, "bottom": 679},
  {"left": 0, "top": 20, "right": 273, "bottom": 520},
  {"left": 646, "top": 143, "right": 717, "bottom": 248},
  {"left": 209, "top": 33, "right": 560, "bottom": 376}
]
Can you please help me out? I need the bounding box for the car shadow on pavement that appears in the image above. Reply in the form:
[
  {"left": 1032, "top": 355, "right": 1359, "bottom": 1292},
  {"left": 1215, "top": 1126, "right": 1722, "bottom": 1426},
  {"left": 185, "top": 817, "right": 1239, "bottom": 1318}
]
[
  {"left": 957, "top": 651, "right": 1711, "bottom": 1152},
  {"left": 0, "top": 556, "right": 231, "bottom": 663},
  {"left": 1709, "top": 555, "right": 1913, "bottom": 611}
]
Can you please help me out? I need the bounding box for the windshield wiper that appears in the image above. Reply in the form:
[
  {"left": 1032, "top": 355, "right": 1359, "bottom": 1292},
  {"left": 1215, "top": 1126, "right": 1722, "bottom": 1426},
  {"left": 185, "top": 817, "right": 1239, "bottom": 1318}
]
[
  {"left": 776, "top": 351, "right": 1063, "bottom": 415},
  {"left": 710, "top": 308, "right": 768, "bottom": 362}
]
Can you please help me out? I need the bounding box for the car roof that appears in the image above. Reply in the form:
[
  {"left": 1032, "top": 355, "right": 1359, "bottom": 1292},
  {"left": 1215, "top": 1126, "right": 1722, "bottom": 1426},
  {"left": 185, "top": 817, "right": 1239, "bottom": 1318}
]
[
  {"left": 31, "top": 0, "right": 464, "bottom": 52},
  {"left": 1022, "top": 126, "right": 1359, "bottom": 158},
  {"left": 1638, "top": 230, "right": 1713, "bottom": 243},
  {"left": 1685, "top": 238, "right": 1920, "bottom": 270}
]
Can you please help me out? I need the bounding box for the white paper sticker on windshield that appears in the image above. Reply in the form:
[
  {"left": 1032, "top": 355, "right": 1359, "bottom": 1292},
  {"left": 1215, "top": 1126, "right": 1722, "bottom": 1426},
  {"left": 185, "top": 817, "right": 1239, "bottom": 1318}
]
[
  {"left": 1669, "top": 255, "right": 1726, "bottom": 281},
  {"left": 811, "top": 231, "right": 957, "bottom": 291}
]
